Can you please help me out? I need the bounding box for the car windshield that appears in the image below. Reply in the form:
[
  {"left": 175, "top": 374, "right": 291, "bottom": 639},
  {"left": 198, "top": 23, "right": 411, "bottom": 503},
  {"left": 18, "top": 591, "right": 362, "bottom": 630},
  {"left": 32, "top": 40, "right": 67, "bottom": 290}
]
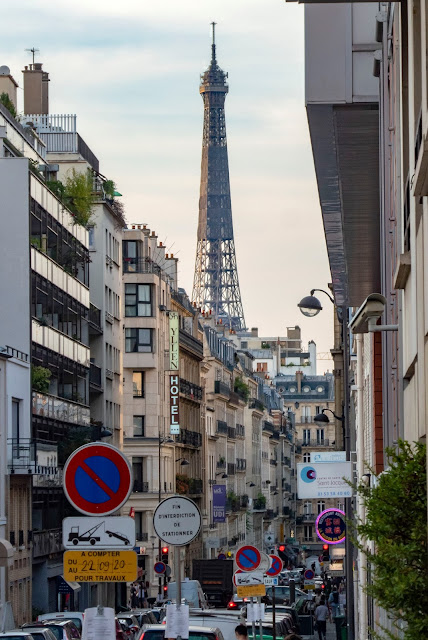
[
  {"left": 63, "top": 621, "right": 82, "bottom": 633},
  {"left": 142, "top": 632, "right": 216, "bottom": 640}
]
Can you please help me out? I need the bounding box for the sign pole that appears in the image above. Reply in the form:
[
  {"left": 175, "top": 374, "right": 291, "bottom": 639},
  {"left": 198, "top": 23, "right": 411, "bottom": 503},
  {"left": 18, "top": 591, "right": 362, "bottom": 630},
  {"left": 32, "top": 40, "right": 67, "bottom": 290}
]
[
  {"left": 272, "top": 586, "right": 276, "bottom": 640},
  {"left": 289, "top": 578, "right": 295, "bottom": 604},
  {"left": 258, "top": 596, "right": 263, "bottom": 640},
  {"left": 175, "top": 547, "right": 181, "bottom": 610},
  {"left": 251, "top": 597, "right": 256, "bottom": 640}
]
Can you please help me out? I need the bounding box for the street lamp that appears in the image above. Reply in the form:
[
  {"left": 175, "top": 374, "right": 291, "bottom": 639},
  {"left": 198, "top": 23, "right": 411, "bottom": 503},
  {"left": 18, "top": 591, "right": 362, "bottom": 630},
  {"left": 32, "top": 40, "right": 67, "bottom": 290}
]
[
  {"left": 314, "top": 408, "right": 343, "bottom": 424},
  {"left": 246, "top": 482, "right": 255, "bottom": 487},
  {"left": 297, "top": 287, "right": 354, "bottom": 640},
  {"left": 175, "top": 457, "right": 190, "bottom": 466},
  {"left": 215, "top": 472, "right": 228, "bottom": 479}
]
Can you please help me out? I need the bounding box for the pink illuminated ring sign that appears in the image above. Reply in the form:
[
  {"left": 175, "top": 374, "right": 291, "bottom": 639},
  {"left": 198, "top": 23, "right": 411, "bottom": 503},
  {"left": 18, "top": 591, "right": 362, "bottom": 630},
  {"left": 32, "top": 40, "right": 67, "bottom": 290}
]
[{"left": 315, "top": 508, "right": 346, "bottom": 545}]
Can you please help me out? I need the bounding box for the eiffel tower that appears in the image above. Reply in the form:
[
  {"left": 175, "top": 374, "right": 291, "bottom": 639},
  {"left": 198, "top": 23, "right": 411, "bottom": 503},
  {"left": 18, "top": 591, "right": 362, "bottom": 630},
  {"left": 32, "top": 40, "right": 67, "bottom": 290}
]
[{"left": 192, "top": 24, "right": 246, "bottom": 331}]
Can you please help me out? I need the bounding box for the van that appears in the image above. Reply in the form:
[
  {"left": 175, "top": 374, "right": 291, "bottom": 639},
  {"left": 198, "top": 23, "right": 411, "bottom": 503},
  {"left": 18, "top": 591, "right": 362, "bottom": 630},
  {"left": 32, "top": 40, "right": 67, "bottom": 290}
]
[
  {"left": 167, "top": 580, "right": 208, "bottom": 609},
  {"left": 37, "top": 614, "right": 84, "bottom": 634}
]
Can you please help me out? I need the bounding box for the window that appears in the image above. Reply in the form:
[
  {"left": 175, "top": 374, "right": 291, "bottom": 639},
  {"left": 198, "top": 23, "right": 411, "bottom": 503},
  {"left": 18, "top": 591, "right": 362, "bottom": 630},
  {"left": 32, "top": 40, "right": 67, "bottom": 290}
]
[
  {"left": 12, "top": 399, "right": 20, "bottom": 442},
  {"left": 316, "top": 428, "right": 325, "bottom": 445},
  {"left": 303, "top": 501, "right": 312, "bottom": 515},
  {"left": 304, "top": 525, "right": 313, "bottom": 542},
  {"left": 288, "top": 386, "right": 296, "bottom": 393},
  {"left": 125, "top": 328, "right": 153, "bottom": 353},
  {"left": 125, "top": 284, "right": 152, "bottom": 317},
  {"left": 135, "top": 511, "right": 143, "bottom": 540},
  {"left": 303, "top": 429, "right": 311, "bottom": 445},
  {"left": 337, "top": 501, "right": 345, "bottom": 511},
  {"left": 132, "top": 372, "right": 144, "bottom": 397},
  {"left": 303, "top": 385, "right": 310, "bottom": 393},
  {"left": 133, "top": 416, "right": 145, "bottom": 437},
  {"left": 241, "top": 341, "right": 248, "bottom": 349},
  {"left": 317, "top": 500, "right": 325, "bottom": 514},
  {"left": 256, "top": 362, "right": 268, "bottom": 373},
  {"left": 132, "top": 457, "right": 144, "bottom": 492},
  {"left": 303, "top": 452, "right": 311, "bottom": 463},
  {"left": 88, "top": 227, "right": 95, "bottom": 249},
  {"left": 317, "top": 386, "right": 324, "bottom": 393}
]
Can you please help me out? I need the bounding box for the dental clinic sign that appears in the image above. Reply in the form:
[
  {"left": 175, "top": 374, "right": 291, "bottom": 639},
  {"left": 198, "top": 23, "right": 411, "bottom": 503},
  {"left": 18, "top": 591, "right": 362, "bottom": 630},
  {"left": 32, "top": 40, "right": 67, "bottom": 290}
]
[
  {"left": 169, "top": 375, "right": 180, "bottom": 435},
  {"left": 169, "top": 312, "right": 179, "bottom": 370},
  {"left": 297, "top": 462, "right": 353, "bottom": 499}
]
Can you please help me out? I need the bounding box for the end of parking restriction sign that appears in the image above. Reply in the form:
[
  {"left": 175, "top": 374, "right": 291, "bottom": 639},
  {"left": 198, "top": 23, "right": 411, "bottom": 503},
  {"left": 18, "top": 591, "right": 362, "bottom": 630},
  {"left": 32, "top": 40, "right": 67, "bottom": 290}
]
[{"left": 63, "top": 443, "right": 133, "bottom": 516}]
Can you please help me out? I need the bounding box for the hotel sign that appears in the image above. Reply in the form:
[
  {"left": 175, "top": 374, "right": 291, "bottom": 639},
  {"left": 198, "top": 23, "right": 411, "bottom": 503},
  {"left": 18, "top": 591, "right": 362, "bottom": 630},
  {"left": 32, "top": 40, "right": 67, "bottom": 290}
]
[
  {"left": 169, "top": 374, "right": 180, "bottom": 435},
  {"left": 169, "top": 312, "right": 179, "bottom": 370}
]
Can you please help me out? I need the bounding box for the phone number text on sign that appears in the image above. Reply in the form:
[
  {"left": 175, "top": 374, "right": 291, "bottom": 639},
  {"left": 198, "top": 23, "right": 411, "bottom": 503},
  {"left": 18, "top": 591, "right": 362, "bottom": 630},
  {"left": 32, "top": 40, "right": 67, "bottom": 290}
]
[{"left": 63, "top": 550, "right": 137, "bottom": 582}]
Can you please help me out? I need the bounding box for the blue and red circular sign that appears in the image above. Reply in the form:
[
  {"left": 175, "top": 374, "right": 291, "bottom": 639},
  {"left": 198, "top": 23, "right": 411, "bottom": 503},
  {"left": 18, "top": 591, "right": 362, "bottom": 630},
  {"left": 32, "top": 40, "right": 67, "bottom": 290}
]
[
  {"left": 266, "top": 554, "right": 283, "bottom": 577},
  {"left": 304, "top": 569, "right": 315, "bottom": 580},
  {"left": 236, "top": 545, "right": 261, "bottom": 572},
  {"left": 218, "top": 553, "right": 226, "bottom": 560},
  {"left": 316, "top": 508, "right": 346, "bottom": 544},
  {"left": 63, "top": 443, "right": 132, "bottom": 516},
  {"left": 154, "top": 562, "right": 166, "bottom": 575}
]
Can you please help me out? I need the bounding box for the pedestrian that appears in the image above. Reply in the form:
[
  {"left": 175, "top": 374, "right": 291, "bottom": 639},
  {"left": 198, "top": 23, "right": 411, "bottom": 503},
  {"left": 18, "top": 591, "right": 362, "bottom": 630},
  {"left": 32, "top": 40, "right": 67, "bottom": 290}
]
[
  {"left": 235, "top": 624, "right": 248, "bottom": 640},
  {"left": 328, "top": 586, "right": 339, "bottom": 620},
  {"left": 314, "top": 596, "right": 329, "bottom": 640},
  {"left": 130, "top": 583, "right": 139, "bottom": 608}
]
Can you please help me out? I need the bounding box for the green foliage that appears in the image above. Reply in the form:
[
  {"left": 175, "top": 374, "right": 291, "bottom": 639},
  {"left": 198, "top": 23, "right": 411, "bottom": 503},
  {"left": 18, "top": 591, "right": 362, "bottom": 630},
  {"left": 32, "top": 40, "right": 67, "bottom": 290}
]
[
  {"left": 46, "top": 179, "right": 66, "bottom": 202},
  {"left": 31, "top": 236, "right": 41, "bottom": 249},
  {"left": 58, "top": 426, "right": 93, "bottom": 465},
  {"left": 103, "top": 179, "right": 116, "bottom": 198},
  {"left": 31, "top": 366, "right": 51, "bottom": 393},
  {"left": 234, "top": 376, "right": 250, "bottom": 401},
  {"left": 353, "top": 440, "right": 428, "bottom": 640},
  {"left": 64, "top": 169, "right": 95, "bottom": 226},
  {"left": 0, "top": 92, "right": 16, "bottom": 118}
]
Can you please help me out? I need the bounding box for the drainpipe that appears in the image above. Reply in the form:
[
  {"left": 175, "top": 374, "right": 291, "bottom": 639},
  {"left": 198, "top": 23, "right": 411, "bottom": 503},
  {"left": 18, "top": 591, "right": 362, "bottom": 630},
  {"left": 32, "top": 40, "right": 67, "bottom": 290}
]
[{"left": 356, "top": 334, "right": 367, "bottom": 640}]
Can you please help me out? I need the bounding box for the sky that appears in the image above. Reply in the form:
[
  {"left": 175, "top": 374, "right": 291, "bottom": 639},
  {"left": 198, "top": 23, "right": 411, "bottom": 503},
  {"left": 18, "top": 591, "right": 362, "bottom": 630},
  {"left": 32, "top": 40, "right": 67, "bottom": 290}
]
[{"left": 3, "top": 0, "right": 334, "bottom": 372}]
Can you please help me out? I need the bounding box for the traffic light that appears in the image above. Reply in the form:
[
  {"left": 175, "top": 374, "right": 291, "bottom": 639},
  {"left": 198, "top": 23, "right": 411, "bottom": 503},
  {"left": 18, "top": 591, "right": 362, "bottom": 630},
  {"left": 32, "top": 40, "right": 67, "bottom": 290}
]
[
  {"left": 163, "top": 584, "right": 168, "bottom": 594},
  {"left": 161, "top": 546, "right": 169, "bottom": 563},
  {"left": 278, "top": 544, "right": 287, "bottom": 563},
  {"left": 322, "top": 544, "right": 330, "bottom": 561}
]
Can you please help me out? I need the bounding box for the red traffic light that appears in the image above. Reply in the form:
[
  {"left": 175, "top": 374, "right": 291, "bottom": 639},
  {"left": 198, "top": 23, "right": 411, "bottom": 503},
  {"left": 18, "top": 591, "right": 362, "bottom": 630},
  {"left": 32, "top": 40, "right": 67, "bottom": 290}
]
[
  {"left": 322, "top": 544, "right": 329, "bottom": 550},
  {"left": 279, "top": 545, "right": 286, "bottom": 552},
  {"left": 163, "top": 585, "right": 168, "bottom": 592},
  {"left": 321, "top": 584, "right": 325, "bottom": 590},
  {"left": 162, "top": 547, "right": 169, "bottom": 554}
]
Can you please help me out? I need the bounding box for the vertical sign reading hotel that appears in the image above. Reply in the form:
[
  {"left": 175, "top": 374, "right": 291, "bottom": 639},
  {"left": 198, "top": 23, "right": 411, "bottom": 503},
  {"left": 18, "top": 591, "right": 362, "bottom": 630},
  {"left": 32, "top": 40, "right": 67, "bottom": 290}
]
[
  {"left": 170, "top": 375, "right": 180, "bottom": 435},
  {"left": 169, "top": 312, "right": 179, "bottom": 370}
]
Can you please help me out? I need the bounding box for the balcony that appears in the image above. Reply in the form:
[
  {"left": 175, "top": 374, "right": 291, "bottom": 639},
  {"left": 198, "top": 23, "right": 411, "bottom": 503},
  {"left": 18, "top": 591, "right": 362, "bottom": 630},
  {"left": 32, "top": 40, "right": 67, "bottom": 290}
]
[
  {"left": 33, "top": 466, "right": 63, "bottom": 487},
  {"left": 7, "top": 439, "right": 35, "bottom": 474},
  {"left": 226, "top": 497, "right": 240, "bottom": 513},
  {"left": 133, "top": 480, "right": 149, "bottom": 493},
  {"left": 227, "top": 463, "right": 236, "bottom": 476},
  {"left": 89, "top": 363, "right": 103, "bottom": 392},
  {"left": 180, "top": 378, "right": 203, "bottom": 402},
  {"left": 105, "top": 368, "right": 114, "bottom": 380},
  {"left": 296, "top": 439, "right": 330, "bottom": 447},
  {"left": 300, "top": 513, "right": 316, "bottom": 522},
  {"left": 227, "top": 426, "right": 236, "bottom": 440},
  {"left": 270, "top": 458, "right": 278, "bottom": 466},
  {"left": 175, "top": 429, "right": 202, "bottom": 448},
  {"left": 249, "top": 398, "right": 264, "bottom": 412},
  {"left": 88, "top": 304, "right": 103, "bottom": 334},
  {"left": 253, "top": 498, "right": 266, "bottom": 512},
  {"left": 240, "top": 494, "right": 250, "bottom": 509},
  {"left": 32, "top": 392, "right": 90, "bottom": 426},
  {"left": 216, "top": 420, "right": 228, "bottom": 435},
  {"left": 179, "top": 329, "right": 203, "bottom": 359},
  {"left": 123, "top": 257, "right": 172, "bottom": 286},
  {"left": 32, "top": 319, "right": 90, "bottom": 367},
  {"left": 236, "top": 458, "right": 247, "bottom": 472},
  {"left": 297, "top": 416, "right": 313, "bottom": 424},
  {"left": 105, "top": 311, "right": 114, "bottom": 324},
  {"left": 216, "top": 459, "right": 226, "bottom": 469},
  {"left": 32, "top": 528, "right": 62, "bottom": 559},
  {"left": 236, "top": 424, "right": 245, "bottom": 438},
  {"left": 271, "top": 430, "right": 280, "bottom": 440},
  {"left": 136, "top": 532, "right": 149, "bottom": 542},
  {"left": 282, "top": 455, "right": 291, "bottom": 467},
  {"left": 282, "top": 483, "right": 292, "bottom": 493},
  {"left": 265, "top": 509, "right": 276, "bottom": 520},
  {"left": 214, "top": 380, "right": 231, "bottom": 398},
  {"left": 176, "top": 475, "right": 203, "bottom": 495},
  {"left": 263, "top": 421, "right": 275, "bottom": 434},
  {"left": 228, "top": 390, "right": 240, "bottom": 405}
]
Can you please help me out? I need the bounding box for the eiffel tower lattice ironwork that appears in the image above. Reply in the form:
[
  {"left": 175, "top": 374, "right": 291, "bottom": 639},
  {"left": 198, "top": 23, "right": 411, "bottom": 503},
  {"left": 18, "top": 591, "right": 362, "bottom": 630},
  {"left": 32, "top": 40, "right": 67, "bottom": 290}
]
[{"left": 192, "top": 24, "right": 246, "bottom": 331}]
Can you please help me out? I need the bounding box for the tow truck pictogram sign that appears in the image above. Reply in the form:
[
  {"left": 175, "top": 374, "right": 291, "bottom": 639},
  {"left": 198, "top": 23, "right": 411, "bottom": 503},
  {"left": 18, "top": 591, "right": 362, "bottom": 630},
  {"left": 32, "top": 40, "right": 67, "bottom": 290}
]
[{"left": 62, "top": 516, "right": 136, "bottom": 550}]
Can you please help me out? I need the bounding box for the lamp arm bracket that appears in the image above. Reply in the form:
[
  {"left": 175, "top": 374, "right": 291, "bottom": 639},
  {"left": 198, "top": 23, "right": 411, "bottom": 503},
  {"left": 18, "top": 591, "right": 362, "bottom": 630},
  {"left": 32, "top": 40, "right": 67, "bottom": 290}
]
[{"left": 310, "top": 288, "right": 335, "bottom": 305}]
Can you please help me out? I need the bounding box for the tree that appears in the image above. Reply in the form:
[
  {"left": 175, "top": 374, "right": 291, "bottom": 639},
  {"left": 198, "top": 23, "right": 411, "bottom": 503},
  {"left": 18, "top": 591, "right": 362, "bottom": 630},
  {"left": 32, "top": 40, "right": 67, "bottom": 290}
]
[
  {"left": 63, "top": 169, "right": 95, "bottom": 226},
  {"left": 353, "top": 440, "right": 427, "bottom": 640},
  {"left": 31, "top": 366, "right": 51, "bottom": 393},
  {"left": 0, "top": 92, "right": 16, "bottom": 118}
]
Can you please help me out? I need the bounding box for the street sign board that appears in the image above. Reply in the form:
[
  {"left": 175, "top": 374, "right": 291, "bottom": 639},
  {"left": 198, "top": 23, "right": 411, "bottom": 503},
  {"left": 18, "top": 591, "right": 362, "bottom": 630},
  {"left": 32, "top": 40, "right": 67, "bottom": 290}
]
[
  {"left": 297, "top": 462, "right": 353, "bottom": 499},
  {"left": 311, "top": 451, "right": 346, "bottom": 463},
  {"left": 154, "top": 562, "right": 166, "bottom": 575},
  {"left": 304, "top": 569, "right": 315, "bottom": 580},
  {"left": 304, "top": 580, "right": 315, "bottom": 590},
  {"left": 266, "top": 555, "right": 283, "bottom": 577},
  {"left": 235, "top": 545, "right": 261, "bottom": 572},
  {"left": 153, "top": 496, "right": 201, "bottom": 546},
  {"left": 63, "top": 443, "right": 132, "bottom": 516},
  {"left": 233, "top": 571, "right": 264, "bottom": 587},
  {"left": 316, "top": 508, "right": 346, "bottom": 544},
  {"left": 264, "top": 577, "right": 279, "bottom": 586},
  {"left": 237, "top": 584, "right": 266, "bottom": 598},
  {"left": 62, "top": 516, "right": 135, "bottom": 550},
  {"left": 63, "top": 550, "right": 137, "bottom": 582}
]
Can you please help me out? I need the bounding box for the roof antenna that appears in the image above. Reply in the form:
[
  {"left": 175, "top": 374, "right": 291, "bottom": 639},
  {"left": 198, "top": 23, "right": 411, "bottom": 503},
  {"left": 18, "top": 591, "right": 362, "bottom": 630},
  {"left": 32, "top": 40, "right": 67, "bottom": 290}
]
[
  {"left": 25, "top": 47, "right": 40, "bottom": 65},
  {"left": 211, "top": 22, "right": 217, "bottom": 63}
]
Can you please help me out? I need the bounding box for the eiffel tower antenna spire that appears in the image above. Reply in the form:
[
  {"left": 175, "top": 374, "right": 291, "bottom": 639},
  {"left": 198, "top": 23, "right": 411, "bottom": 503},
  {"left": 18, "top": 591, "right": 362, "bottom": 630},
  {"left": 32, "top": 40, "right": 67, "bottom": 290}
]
[{"left": 192, "top": 26, "right": 246, "bottom": 331}]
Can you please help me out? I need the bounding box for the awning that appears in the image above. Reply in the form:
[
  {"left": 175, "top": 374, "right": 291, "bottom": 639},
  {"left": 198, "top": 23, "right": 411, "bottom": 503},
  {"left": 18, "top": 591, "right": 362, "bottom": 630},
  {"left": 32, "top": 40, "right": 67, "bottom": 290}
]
[{"left": 57, "top": 575, "right": 81, "bottom": 594}]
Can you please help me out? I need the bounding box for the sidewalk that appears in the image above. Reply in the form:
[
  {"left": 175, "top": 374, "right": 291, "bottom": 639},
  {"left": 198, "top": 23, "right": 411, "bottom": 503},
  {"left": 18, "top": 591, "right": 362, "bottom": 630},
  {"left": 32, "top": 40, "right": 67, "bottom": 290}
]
[{"left": 306, "top": 621, "right": 339, "bottom": 639}]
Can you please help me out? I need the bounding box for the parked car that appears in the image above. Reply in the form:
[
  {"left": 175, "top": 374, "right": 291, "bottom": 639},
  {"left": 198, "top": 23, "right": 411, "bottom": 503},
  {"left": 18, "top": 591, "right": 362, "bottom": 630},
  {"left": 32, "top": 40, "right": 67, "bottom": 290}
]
[
  {"left": 265, "top": 585, "right": 307, "bottom": 604},
  {"left": 37, "top": 614, "right": 84, "bottom": 635},
  {"left": 129, "top": 611, "right": 158, "bottom": 626},
  {"left": 137, "top": 625, "right": 224, "bottom": 640},
  {"left": 21, "top": 627, "right": 57, "bottom": 640},
  {"left": 116, "top": 615, "right": 139, "bottom": 640},
  {"left": 115, "top": 619, "right": 127, "bottom": 640},
  {"left": 33, "top": 621, "right": 80, "bottom": 640},
  {"left": 0, "top": 632, "right": 36, "bottom": 640}
]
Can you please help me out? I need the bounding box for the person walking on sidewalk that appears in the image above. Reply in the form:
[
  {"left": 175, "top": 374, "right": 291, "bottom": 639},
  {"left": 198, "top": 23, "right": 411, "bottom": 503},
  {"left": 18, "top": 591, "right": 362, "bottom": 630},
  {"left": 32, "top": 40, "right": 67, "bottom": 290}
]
[
  {"left": 328, "top": 586, "right": 340, "bottom": 621},
  {"left": 314, "top": 596, "right": 329, "bottom": 640}
]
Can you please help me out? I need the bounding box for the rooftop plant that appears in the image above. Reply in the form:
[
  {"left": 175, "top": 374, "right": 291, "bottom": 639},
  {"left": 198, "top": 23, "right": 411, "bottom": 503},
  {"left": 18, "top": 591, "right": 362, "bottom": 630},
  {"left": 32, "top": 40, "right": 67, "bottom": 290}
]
[{"left": 0, "top": 92, "right": 16, "bottom": 118}]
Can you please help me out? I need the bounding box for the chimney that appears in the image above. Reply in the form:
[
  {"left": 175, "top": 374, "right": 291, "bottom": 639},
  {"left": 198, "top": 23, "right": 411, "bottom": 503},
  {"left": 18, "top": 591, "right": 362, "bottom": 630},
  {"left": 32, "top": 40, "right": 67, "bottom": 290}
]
[
  {"left": 296, "top": 370, "right": 303, "bottom": 394},
  {"left": 251, "top": 327, "right": 258, "bottom": 337},
  {"left": 22, "top": 62, "right": 49, "bottom": 115},
  {"left": 0, "top": 66, "right": 18, "bottom": 113}
]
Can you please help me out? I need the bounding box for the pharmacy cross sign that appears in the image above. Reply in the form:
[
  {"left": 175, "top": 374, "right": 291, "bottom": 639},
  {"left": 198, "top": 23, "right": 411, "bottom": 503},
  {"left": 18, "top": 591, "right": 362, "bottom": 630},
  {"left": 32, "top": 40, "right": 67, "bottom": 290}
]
[{"left": 63, "top": 443, "right": 133, "bottom": 516}]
